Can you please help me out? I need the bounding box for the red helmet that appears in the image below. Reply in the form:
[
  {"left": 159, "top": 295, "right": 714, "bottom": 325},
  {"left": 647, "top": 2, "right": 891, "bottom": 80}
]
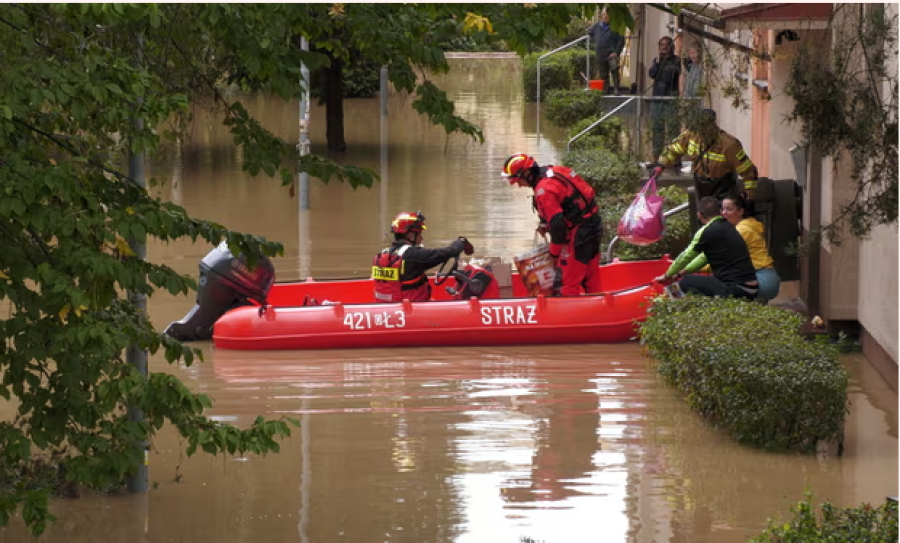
[
  {"left": 501, "top": 153, "right": 537, "bottom": 184},
  {"left": 391, "top": 211, "right": 427, "bottom": 235}
]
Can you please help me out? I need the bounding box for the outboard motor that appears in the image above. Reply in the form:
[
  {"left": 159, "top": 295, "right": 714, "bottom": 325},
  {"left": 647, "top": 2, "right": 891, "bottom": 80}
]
[{"left": 164, "top": 242, "right": 275, "bottom": 342}]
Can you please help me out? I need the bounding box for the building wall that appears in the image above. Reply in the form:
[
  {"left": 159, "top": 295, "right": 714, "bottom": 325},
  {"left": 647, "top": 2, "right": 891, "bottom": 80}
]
[
  {"left": 708, "top": 30, "right": 753, "bottom": 149},
  {"left": 766, "top": 29, "right": 819, "bottom": 182},
  {"left": 821, "top": 157, "right": 861, "bottom": 321},
  {"left": 859, "top": 224, "right": 899, "bottom": 362},
  {"left": 857, "top": 2, "right": 899, "bottom": 367}
]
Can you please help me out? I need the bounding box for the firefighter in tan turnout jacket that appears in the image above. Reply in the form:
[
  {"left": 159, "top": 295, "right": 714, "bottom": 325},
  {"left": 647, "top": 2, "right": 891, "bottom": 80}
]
[{"left": 652, "top": 108, "right": 759, "bottom": 202}]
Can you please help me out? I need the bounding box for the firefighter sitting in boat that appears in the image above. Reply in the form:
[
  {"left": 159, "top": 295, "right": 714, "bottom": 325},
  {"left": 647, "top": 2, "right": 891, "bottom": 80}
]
[{"left": 372, "top": 211, "right": 473, "bottom": 303}]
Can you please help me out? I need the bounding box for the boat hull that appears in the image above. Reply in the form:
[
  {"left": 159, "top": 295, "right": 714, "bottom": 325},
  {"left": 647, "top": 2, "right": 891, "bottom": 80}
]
[{"left": 212, "top": 258, "right": 671, "bottom": 351}]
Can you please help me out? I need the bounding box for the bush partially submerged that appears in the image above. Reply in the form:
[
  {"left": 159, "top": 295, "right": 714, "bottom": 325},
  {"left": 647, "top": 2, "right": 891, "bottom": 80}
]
[
  {"left": 544, "top": 88, "right": 606, "bottom": 128},
  {"left": 567, "top": 115, "right": 629, "bottom": 154},
  {"left": 751, "top": 492, "right": 898, "bottom": 542},
  {"left": 522, "top": 48, "right": 589, "bottom": 101},
  {"left": 639, "top": 297, "right": 849, "bottom": 453}
]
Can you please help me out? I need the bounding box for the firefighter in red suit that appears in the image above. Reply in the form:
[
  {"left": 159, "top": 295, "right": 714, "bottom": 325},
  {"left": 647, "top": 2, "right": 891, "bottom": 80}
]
[
  {"left": 372, "top": 211, "right": 473, "bottom": 303},
  {"left": 502, "top": 154, "right": 603, "bottom": 296}
]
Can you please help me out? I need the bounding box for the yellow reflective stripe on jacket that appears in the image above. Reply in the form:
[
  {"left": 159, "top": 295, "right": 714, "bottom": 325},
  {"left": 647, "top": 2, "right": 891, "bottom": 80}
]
[
  {"left": 687, "top": 141, "right": 700, "bottom": 155},
  {"left": 705, "top": 152, "right": 727, "bottom": 162},
  {"left": 736, "top": 159, "right": 755, "bottom": 174},
  {"left": 743, "top": 179, "right": 759, "bottom": 189}
]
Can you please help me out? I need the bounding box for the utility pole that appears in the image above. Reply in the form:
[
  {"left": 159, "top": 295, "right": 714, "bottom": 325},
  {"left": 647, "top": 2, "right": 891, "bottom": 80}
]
[
  {"left": 299, "top": 37, "right": 310, "bottom": 211},
  {"left": 380, "top": 65, "right": 389, "bottom": 236},
  {"left": 127, "top": 33, "right": 149, "bottom": 493}
]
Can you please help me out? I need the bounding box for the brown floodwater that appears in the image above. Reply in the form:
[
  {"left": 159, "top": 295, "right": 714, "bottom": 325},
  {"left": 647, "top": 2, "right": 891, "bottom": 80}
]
[{"left": 1, "top": 57, "right": 897, "bottom": 543}]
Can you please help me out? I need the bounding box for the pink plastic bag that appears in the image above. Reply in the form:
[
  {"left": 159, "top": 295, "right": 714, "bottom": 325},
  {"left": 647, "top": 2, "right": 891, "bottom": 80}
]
[{"left": 617, "top": 176, "right": 665, "bottom": 246}]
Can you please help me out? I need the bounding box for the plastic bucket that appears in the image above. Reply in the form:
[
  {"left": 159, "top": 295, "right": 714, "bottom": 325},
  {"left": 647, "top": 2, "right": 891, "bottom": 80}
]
[{"left": 589, "top": 80, "right": 605, "bottom": 91}]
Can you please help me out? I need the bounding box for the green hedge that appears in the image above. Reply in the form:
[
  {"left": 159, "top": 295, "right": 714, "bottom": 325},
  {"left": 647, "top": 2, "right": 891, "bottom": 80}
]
[
  {"left": 522, "top": 48, "right": 591, "bottom": 102},
  {"left": 639, "top": 297, "right": 849, "bottom": 453},
  {"left": 752, "top": 493, "right": 898, "bottom": 542},
  {"left": 544, "top": 88, "right": 606, "bottom": 128},
  {"left": 568, "top": 115, "right": 628, "bottom": 153},
  {"left": 564, "top": 145, "right": 640, "bottom": 197}
]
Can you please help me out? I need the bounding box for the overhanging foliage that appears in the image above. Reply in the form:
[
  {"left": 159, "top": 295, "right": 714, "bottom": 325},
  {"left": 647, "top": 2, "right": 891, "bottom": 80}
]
[{"left": 785, "top": 4, "right": 898, "bottom": 243}]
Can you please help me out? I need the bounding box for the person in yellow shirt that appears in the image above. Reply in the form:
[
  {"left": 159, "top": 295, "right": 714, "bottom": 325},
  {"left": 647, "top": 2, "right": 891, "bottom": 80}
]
[
  {"left": 721, "top": 194, "right": 780, "bottom": 302},
  {"left": 652, "top": 109, "right": 759, "bottom": 202}
]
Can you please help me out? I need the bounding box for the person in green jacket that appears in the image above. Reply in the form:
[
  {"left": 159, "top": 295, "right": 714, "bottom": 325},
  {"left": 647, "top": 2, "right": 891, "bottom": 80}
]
[{"left": 654, "top": 196, "right": 759, "bottom": 300}]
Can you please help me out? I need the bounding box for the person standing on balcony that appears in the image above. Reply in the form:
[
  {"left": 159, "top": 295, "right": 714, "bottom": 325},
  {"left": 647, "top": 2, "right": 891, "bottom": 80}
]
[
  {"left": 649, "top": 36, "right": 681, "bottom": 160},
  {"left": 681, "top": 43, "right": 704, "bottom": 101},
  {"left": 588, "top": 8, "right": 626, "bottom": 95}
]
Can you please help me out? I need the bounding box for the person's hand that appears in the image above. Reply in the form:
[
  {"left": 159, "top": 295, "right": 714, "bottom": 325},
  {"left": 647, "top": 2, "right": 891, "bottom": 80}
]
[
  {"left": 608, "top": 52, "right": 617, "bottom": 59},
  {"left": 651, "top": 165, "right": 664, "bottom": 178},
  {"left": 458, "top": 236, "right": 474, "bottom": 256},
  {"left": 536, "top": 224, "right": 548, "bottom": 236},
  {"left": 653, "top": 274, "right": 670, "bottom": 284}
]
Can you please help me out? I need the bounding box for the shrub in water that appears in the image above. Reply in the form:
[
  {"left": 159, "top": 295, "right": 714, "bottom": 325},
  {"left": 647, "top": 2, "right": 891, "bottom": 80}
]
[
  {"left": 639, "top": 297, "right": 849, "bottom": 453},
  {"left": 751, "top": 492, "right": 898, "bottom": 542},
  {"left": 544, "top": 88, "right": 606, "bottom": 128},
  {"left": 567, "top": 115, "right": 628, "bottom": 153},
  {"left": 522, "top": 48, "right": 588, "bottom": 101}
]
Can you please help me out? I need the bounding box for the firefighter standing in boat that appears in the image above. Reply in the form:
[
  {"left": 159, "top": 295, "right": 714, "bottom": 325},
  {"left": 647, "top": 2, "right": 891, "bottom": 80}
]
[
  {"left": 372, "top": 211, "right": 473, "bottom": 303},
  {"left": 502, "top": 153, "right": 603, "bottom": 296}
]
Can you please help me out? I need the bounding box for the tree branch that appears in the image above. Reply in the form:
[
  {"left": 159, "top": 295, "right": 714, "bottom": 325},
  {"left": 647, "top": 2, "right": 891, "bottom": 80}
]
[{"left": 11, "top": 118, "right": 145, "bottom": 192}]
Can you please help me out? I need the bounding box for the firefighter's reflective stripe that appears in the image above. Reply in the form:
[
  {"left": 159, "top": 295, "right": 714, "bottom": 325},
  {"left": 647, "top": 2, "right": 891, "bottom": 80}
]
[
  {"left": 736, "top": 158, "right": 755, "bottom": 175},
  {"left": 371, "top": 245, "right": 411, "bottom": 281},
  {"left": 371, "top": 266, "right": 399, "bottom": 280}
]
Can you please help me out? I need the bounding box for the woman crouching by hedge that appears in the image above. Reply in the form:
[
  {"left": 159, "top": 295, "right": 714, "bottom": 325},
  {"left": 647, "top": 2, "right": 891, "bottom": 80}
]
[{"left": 720, "top": 194, "right": 781, "bottom": 302}]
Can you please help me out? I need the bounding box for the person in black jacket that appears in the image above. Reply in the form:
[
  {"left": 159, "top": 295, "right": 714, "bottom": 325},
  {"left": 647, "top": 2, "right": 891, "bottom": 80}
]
[
  {"left": 654, "top": 197, "right": 759, "bottom": 300},
  {"left": 648, "top": 36, "right": 682, "bottom": 160},
  {"left": 372, "top": 211, "right": 472, "bottom": 303},
  {"left": 588, "top": 8, "right": 626, "bottom": 95}
]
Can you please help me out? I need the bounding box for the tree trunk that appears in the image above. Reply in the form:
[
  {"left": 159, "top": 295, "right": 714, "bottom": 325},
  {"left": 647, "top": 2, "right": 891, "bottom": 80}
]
[{"left": 323, "top": 56, "right": 347, "bottom": 154}]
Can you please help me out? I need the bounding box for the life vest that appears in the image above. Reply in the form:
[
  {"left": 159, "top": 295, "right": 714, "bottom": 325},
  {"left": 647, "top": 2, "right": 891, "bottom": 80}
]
[
  {"left": 371, "top": 245, "right": 430, "bottom": 303},
  {"left": 534, "top": 166, "right": 600, "bottom": 227}
]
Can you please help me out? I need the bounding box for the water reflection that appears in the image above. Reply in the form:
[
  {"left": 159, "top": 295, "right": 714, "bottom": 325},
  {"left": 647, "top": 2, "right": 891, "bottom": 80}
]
[{"left": 1, "top": 345, "right": 896, "bottom": 543}]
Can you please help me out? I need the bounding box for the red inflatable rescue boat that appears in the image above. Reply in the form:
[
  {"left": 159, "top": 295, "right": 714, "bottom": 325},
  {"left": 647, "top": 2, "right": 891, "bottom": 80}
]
[{"left": 163, "top": 243, "right": 672, "bottom": 351}]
